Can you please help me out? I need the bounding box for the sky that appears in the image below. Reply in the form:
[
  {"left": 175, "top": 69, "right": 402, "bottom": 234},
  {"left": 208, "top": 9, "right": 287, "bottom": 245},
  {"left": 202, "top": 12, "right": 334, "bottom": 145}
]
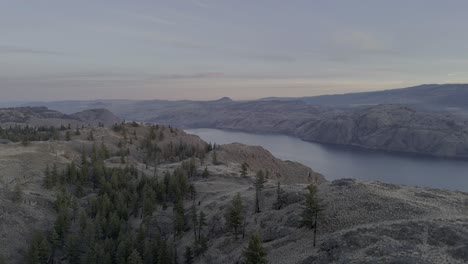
[{"left": 2, "top": 0, "right": 468, "bottom": 101}]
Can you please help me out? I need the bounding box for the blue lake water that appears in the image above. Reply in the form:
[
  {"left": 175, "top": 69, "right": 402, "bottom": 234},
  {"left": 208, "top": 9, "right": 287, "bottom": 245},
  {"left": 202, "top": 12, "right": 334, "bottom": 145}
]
[{"left": 186, "top": 128, "right": 468, "bottom": 192}]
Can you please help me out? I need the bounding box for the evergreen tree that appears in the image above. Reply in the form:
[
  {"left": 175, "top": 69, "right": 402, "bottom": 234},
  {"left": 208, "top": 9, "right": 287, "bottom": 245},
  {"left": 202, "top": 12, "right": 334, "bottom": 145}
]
[
  {"left": 301, "top": 184, "right": 321, "bottom": 229},
  {"left": 69, "top": 161, "right": 77, "bottom": 184},
  {"left": 88, "top": 130, "right": 94, "bottom": 141},
  {"left": 52, "top": 164, "right": 59, "bottom": 186},
  {"left": 212, "top": 150, "right": 218, "bottom": 165},
  {"left": 183, "top": 247, "right": 194, "bottom": 264},
  {"left": 273, "top": 181, "right": 285, "bottom": 210},
  {"left": 198, "top": 210, "right": 206, "bottom": 242},
  {"left": 174, "top": 200, "right": 185, "bottom": 238},
  {"left": 243, "top": 232, "right": 267, "bottom": 264},
  {"left": 254, "top": 170, "right": 266, "bottom": 213},
  {"left": 128, "top": 249, "right": 143, "bottom": 264},
  {"left": 190, "top": 205, "right": 198, "bottom": 241},
  {"left": 188, "top": 157, "right": 196, "bottom": 177},
  {"left": 43, "top": 164, "right": 53, "bottom": 188},
  {"left": 301, "top": 184, "right": 323, "bottom": 247},
  {"left": 225, "top": 193, "right": 243, "bottom": 238},
  {"left": 27, "top": 232, "right": 50, "bottom": 264},
  {"left": 202, "top": 166, "right": 209, "bottom": 178},
  {"left": 64, "top": 234, "right": 80, "bottom": 264},
  {"left": 189, "top": 184, "right": 196, "bottom": 200},
  {"left": 240, "top": 162, "right": 248, "bottom": 177},
  {"left": 55, "top": 208, "right": 71, "bottom": 240},
  {"left": 22, "top": 135, "right": 29, "bottom": 146}
]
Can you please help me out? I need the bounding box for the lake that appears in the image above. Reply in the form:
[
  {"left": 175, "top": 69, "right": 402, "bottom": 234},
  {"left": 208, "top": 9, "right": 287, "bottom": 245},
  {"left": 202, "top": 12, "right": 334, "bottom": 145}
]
[{"left": 186, "top": 128, "right": 468, "bottom": 192}]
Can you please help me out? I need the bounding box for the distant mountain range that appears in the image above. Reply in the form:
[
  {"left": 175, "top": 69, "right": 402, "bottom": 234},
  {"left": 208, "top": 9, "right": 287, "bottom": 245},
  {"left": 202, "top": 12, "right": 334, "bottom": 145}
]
[
  {"left": 260, "top": 84, "right": 468, "bottom": 111},
  {"left": 0, "top": 107, "right": 120, "bottom": 126},
  {"left": 6, "top": 84, "right": 468, "bottom": 158}
]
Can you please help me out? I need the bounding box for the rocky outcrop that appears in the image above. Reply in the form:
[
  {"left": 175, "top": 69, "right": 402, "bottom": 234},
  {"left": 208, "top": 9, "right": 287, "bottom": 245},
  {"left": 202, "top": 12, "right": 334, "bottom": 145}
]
[
  {"left": 215, "top": 143, "right": 325, "bottom": 184},
  {"left": 294, "top": 105, "right": 468, "bottom": 158},
  {"left": 144, "top": 103, "right": 468, "bottom": 158}
]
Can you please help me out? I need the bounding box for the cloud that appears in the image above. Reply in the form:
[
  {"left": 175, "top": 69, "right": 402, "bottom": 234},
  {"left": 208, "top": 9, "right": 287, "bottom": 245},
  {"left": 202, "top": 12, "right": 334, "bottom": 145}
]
[
  {"left": 326, "top": 30, "right": 398, "bottom": 62},
  {"left": 190, "top": 0, "right": 211, "bottom": 8},
  {"left": 0, "top": 44, "right": 60, "bottom": 55},
  {"left": 447, "top": 72, "right": 468, "bottom": 77},
  {"left": 242, "top": 53, "right": 296, "bottom": 62}
]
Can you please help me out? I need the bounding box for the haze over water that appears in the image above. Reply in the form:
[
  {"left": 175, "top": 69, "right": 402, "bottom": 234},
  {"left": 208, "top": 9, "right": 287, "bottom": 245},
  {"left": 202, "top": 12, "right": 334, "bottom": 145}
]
[{"left": 187, "top": 128, "right": 468, "bottom": 192}]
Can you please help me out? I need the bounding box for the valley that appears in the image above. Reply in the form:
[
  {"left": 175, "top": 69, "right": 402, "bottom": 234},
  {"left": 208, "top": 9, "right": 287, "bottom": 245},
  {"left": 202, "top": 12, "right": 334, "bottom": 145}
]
[
  {"left": 18, "top": 84, "right": 468, "bottom": 159},
  {"left": 0, "top": 107, "right": 467, "bottom": 263}
]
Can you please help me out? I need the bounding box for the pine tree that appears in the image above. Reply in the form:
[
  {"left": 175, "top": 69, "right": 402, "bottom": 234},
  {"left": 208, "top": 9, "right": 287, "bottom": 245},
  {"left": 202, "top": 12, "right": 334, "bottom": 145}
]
[
  {"left": 188, "top": 157, "right": 196, "bottom": 177},
  {"left": 27, "top": 232, "right": 50, "bottom": 264},
  {"left": 128, "top": 249, "right": 143, "bottom": 264},
  {"left": 183, "top": 247, "right": 194, "bottom": 264},
  {"left": 243, "top": 232, "right": 267, "bottom": 264},
  {"left": 225, "top": 193, "right": 243, "bottom": 238},
  {"left": 301, "top": 184, "right": 323, "bottom": 247},
  {"left": 198, "top": 210, "right": 206, "bottom": 242},
  {"left": 190, "top": 205, "right": 198, "bottom": 241},
  {"left": 212, "top": 150, "right": 218, "bottom": 165},
  {"left": 55, "top": 208, "right": 71, "bottom": 240},
  {"left": 88, "top": 130, "right": 94, "bottom": 141},
  {"left": 22, "top": 135, "right": 29, "bottom": 146},
  {"left": 301, "top": 184, "right": 321, "bottom": 229},
  {"left": 188, "top": 184, "right": 196, "bottom": 201},
  {"left": 49, "top": 163, "right": 58, "bottom": 185},
  {"left": 174, "top": 200, "right": 185, "bottom": 238},
  {"left": 254, "top": 170, "right": 266, "bottom": 213},
  {"left": 202, "top": 166, "right": 209, "bottom": 178},
  {"left": 65, "top": 131, "right": 71, "bottom": 141},
  {"left": 273, "top": 181, "right": 285, "bottom": 210},
  {"left": 69, "top": 161, "right": 77, "bottom": 184},
  {"left": 44, "top": 164, "right": 53, "bottom": 188},
  {"left": 240, "top": 162, "right": 248, "bottom": 177}
]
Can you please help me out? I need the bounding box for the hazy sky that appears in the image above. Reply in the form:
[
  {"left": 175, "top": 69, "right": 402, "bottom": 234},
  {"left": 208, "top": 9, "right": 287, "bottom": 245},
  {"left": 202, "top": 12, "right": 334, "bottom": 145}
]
[{"left": 2, "top": 0, "right": 468, "bottom": 101}]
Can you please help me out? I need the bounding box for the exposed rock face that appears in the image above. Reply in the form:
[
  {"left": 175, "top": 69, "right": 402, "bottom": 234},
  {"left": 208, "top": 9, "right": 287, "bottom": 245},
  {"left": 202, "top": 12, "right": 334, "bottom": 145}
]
[
  {"left": 294, "top": 105, "right": 468, "bottom": 158},
  {"left": 215, "top": 143, "right": 325, "bottom": 184},
  {"left": 140, "top": 103, "right": 468, "bottom": 158}
]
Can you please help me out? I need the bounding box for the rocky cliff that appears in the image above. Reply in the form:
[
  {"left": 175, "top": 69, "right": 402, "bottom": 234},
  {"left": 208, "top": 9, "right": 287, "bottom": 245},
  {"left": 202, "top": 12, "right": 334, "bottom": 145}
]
[{"left": 141, "top": 103, "right": 468, "bottom": 158}]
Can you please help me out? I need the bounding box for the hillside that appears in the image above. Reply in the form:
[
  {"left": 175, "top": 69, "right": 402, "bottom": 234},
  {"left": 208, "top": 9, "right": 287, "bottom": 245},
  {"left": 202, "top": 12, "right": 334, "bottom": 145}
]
[
  {"left": 148, "top": 104, "right": 468, "bottom": 158},
  {"left": 261, "top": 84, "right": 468, "bottom": 111},
  {"left": 0, "top": 123, "right": 324, "bottom": 263},
  {"left": 12, "top": 84, "right": 468, "bottom": 158},
  {"left": 1, "top": 123, "right": 467, "bottom": 263},
  {"left": 0, "top": 107, "right": 121, "bottom": 127}
]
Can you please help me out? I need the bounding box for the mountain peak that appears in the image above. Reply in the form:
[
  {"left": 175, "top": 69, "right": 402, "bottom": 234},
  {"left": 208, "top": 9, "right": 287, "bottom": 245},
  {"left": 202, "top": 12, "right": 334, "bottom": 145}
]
[{"left": 213, "top": 97, "right": 233, "bottom": 103}]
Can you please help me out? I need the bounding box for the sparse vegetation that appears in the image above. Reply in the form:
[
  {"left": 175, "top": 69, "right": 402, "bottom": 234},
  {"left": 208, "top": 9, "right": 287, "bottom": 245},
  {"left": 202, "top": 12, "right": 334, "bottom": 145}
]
[
  {"left": 225, "top": 192, "right": 244, "bottom": 239},
  {"left": 302, "top": 184, "right": 323, "bottom": 247},
  {"left": 240, "top": 162, "right": 248, "bottom": 177},
  {"left": 273, "top": 181, "right": 285, "bottom": 210},
  {"left": 254, "top": 170, "right": 266, "bottom": 213},
  {"left": 243, "top": 232, "right": 267, "bottom": 264}
]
